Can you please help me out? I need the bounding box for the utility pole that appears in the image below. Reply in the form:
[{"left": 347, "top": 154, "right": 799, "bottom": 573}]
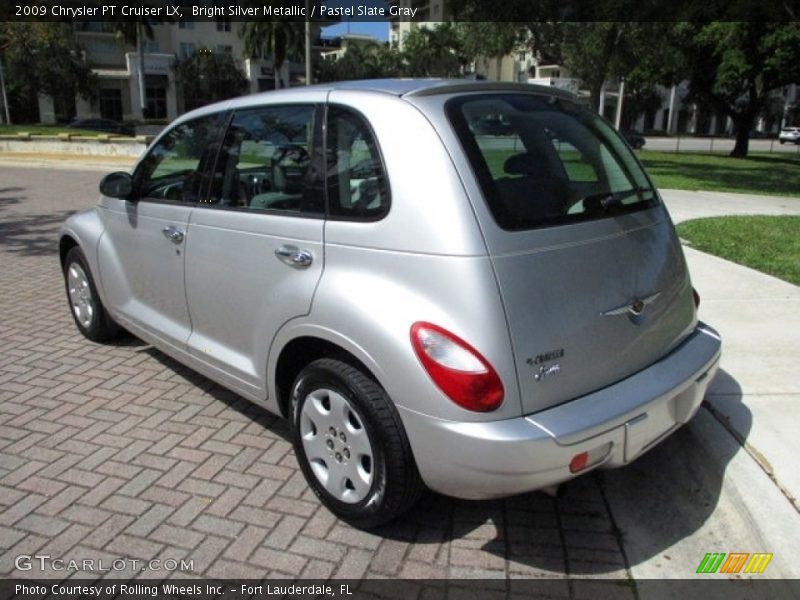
[{"left": 0, "top": 57, "right": 10, "bottom": 125}]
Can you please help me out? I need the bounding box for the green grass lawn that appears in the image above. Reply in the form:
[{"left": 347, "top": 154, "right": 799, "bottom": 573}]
[
  {"left": 0, "top": 124, "right": 115, "bottom": 137},
  {"left": 677, "top": 216, "right": 800, "bottom": 285},
  {"left": 640, "top": 152, "right": 800, "bottom": 198}
]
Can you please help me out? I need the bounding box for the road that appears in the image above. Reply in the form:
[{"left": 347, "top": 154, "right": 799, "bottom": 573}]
[
  {"left": 0, "top": 165, "right": 797, "bottom": 594},
  {"left": 643, "top": 136, "right": 800, "bottom": 155}
]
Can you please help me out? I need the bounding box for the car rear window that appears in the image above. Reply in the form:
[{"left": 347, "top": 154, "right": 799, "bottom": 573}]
[{"left": 447, "top": 93, "right": 659, "bottom": 231}]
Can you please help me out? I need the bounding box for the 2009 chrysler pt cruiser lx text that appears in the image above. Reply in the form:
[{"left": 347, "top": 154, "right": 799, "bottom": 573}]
[{"left": 59, "top": 79, "right": 721, "bottom": 527}]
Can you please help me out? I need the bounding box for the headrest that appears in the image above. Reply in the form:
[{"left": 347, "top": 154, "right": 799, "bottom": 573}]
[{"left": 504, "top": 153, "right": 551, "bottom": 176}]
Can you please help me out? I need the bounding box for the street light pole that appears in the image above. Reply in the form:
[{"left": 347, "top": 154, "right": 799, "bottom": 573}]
[
  {"left": 137, "top": 22, "right": 147, "bottom": 119},
  {"left": 614, "top": 78, "right": 625, "bottom": 130},
  {"left": 304, "top": 0, "right": 311, "bottom": 85},
  {"left": 0, "top": 57, "right": 11, "bottom": 125}
]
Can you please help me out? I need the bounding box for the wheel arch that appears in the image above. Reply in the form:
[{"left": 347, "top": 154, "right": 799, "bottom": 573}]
[
  {"left": 58, "top": 235, "right": 79, "bottom": 270},
  {"left": 270, "top": 329, "right": 384, "bottom": 421}
]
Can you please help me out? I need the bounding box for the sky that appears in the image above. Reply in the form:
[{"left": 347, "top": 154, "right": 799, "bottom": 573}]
[{"left": 320, "top": 21, "right": 390, "bottom": 42}]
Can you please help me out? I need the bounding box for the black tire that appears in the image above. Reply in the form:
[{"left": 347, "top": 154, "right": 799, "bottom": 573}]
[
  {"left": 63, "top": 247, "right": 121, "bottom": 343},
  {"left": 291, "top": 358, "right": 423, "bottom": 528}
]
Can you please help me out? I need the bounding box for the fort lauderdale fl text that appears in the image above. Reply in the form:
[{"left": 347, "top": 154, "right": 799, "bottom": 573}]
[{"left": 16, "top": 583, "right": 355, "bottom": 597}]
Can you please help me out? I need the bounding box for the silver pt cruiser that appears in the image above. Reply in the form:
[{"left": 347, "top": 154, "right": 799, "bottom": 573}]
[{"left": 59, "top": 80, "right": 721, "bottom": 527}]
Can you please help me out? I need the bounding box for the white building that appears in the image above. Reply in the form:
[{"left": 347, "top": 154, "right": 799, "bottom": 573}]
[{"left": 37, "top": 21, "right": 320, "bottom": 124}]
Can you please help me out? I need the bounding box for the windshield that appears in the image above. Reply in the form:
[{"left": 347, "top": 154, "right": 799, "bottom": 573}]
[{"left": 447, "top": 93, "right": 659, "bottom": 230}]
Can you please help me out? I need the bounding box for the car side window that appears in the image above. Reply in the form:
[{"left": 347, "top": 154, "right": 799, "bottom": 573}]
[
  {"left": 208, "top": 105, "right": 319, "bottom": 213},
  {"left": 326, "top": 106, "right": 389, "bottom": 220},
  {"left": 134, "top": 113, "right": 223, "bottom": 204}
]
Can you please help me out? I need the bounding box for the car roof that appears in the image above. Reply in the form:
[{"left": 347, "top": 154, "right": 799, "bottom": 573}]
[{"left": 178, "top": 79, "right": 574, "bottom": 125}]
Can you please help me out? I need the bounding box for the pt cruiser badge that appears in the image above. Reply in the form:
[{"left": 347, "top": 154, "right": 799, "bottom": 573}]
[{"left": 527, "top": 349, "right": 564, "bottom": 382}]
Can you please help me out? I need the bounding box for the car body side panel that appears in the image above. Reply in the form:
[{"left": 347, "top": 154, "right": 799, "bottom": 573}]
[
  {"left": 184, "top": 208, "right": 324, "bottom": 397},
  {"left": 96, "top": 197, "right": 193, "bottom": 350},
  {"left": 325, "top": 90, "right": 487, "bottom": 257},
  {"left": 275, "top": 248, "right": 521, "bottom": 422},
  {"left": 59, "top": 208, "right": 108, "bottom": 301}
]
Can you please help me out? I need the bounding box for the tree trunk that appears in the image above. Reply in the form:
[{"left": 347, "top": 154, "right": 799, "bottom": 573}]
[
  {"left": 589, "top": 81, "right": 604, "bottom": 117},
  {"left": 730, "top": 112, "right": 756, "bottom": 158}
]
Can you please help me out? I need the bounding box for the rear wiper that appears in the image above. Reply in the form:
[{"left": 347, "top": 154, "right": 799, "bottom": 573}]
[{"left": 585, "top": 187, "right": 651, "bottom": 210}]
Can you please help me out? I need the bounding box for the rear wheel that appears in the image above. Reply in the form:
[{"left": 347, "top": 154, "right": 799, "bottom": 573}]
[
  {"left": 63, "top": 247, "right": 120, "bottom": 342},
  {"left": 291, "top": 358, "right": 423, "bottom": 528}
]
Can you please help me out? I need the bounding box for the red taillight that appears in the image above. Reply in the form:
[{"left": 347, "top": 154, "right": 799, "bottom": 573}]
[
  {"left": 410, "top": 322, "right": 504, "bottom": 412},
  {"left": 569, "top": 452, "right": 589, "bottom": 473},
  {"left": 693, "top": 287, "right": 701, "bottom": 309}
]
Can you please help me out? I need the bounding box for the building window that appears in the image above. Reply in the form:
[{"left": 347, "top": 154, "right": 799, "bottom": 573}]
[
  {"left": 216, "top": 19, "right": 231, "bottom": 32},
  {"left": 179, "top": 43, "right": 196, "bottom": 59},
  {"left": 145, "top": 86, "right": 167, "bottom": 119},
  {"left": 85, "top": 38, "right": 118, "bottom": 55},
  {"left": 143, "top": 40, "right": 160, "bottom": 53},
  {"left": 178, "top": 20, "right": 194, "bottom": 29},
  {"left": 216, "top": 45, "right": 233, "bottom": 55},
  {"left": 99, "top": 88, "right": 123, "bottom": 122}
]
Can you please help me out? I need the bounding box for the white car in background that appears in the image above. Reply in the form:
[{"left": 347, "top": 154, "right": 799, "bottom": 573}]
[{"left": 778, "top": 127, "right": 800, "bottom": 144}]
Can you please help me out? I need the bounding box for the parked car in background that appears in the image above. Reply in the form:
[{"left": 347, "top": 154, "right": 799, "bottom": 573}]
[
  {"left": 59, "top": 80, "right": 720, "bottom": 527},
  {"left": 471, "top": 114, "right": 514, "bottom": 136},
  {"left": 778, "top": 127, "right": 800, "bottom": 144},
  {"left": 621, "top": 129, "right": 646, "bottom": 149},
  {"left": 67, "top": 118, "right": 135, "bottom": 137}
]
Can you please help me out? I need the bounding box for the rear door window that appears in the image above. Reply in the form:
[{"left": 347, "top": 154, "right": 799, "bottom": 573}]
[
  {"left": 447, "top": 94, "right": 658, "bottom": 230},
  {"left": 208, "top": 105, "right": 321, "bottom": 214},
  {"left": 325, "top": 106, "right": 390, "bottom": 220}
]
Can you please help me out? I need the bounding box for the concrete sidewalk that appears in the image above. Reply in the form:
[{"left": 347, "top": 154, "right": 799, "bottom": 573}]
[
  {"left": 661, "top": 188, "right": 800, "bottom": 221},
  {"left": 612, "top": 190, "right": 800, "bottom": 581},
  {"left": 662, "top": 189, "right": 800, "bottom": 509},
  {"left": 0, "top": 152, "right": 137, "bottom": 172}
]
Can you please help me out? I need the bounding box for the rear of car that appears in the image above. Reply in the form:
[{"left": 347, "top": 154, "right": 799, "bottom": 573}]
[
  {"left": 399, "top": 85, "right": 721, "bottom": 498},
  {"left": 779, "top": 127, "right": 800, "bottom": 144}
]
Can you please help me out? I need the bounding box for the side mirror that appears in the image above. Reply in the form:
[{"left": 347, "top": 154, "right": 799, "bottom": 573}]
[{"left": 99, "top": 172, "right": 134, "bottom": 200}]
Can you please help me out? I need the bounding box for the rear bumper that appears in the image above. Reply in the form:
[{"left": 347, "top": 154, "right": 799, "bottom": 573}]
[{"left": 399, "top": 322, "right": 721, "bottom": 499}]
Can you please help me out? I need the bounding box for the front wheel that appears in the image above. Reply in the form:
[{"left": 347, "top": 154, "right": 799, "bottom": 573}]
[
  {"left": 291, "top": 358, "right": 423, "bottom": 528},
  {"left": 63, "top": 247, "right": 120, "bottom": 343}
]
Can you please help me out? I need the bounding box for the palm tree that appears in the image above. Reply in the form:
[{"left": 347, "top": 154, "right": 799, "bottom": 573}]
[{"left": 240, "top": 20, "right": 305, "bottom": 89}]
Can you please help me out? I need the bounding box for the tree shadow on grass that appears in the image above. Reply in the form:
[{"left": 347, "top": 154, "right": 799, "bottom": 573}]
[{"left": 643, "top": 157, "right": 800, "bottom": 197}]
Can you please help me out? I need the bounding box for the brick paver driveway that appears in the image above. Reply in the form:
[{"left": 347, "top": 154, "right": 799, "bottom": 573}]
[{"left": 1, "top": 166, "right": 648, "bottom": 593}]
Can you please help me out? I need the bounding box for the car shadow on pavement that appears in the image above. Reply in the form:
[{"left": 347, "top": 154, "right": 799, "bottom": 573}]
[
  {"left": 121, "top": 337, "right": 748, "bottom": 577},
  {"left": 141, "top": 345, "right": 291, "bottom": 441},
  {"left": 375, "top": 369, "right": 750, "bottom": 577}
]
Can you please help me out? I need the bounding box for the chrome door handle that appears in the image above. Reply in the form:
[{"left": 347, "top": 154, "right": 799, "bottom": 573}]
[
  {"left": 274, "top": 245, "right": 313, "bottom": 268},
  {"left": 162, "top": 226, "right": 185, "bottom": 244}
]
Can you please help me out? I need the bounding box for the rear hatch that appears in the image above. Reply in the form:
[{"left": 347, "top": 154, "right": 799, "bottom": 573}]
[{"left": 446, "top": 93, "right": 697, "bottom": 415}]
